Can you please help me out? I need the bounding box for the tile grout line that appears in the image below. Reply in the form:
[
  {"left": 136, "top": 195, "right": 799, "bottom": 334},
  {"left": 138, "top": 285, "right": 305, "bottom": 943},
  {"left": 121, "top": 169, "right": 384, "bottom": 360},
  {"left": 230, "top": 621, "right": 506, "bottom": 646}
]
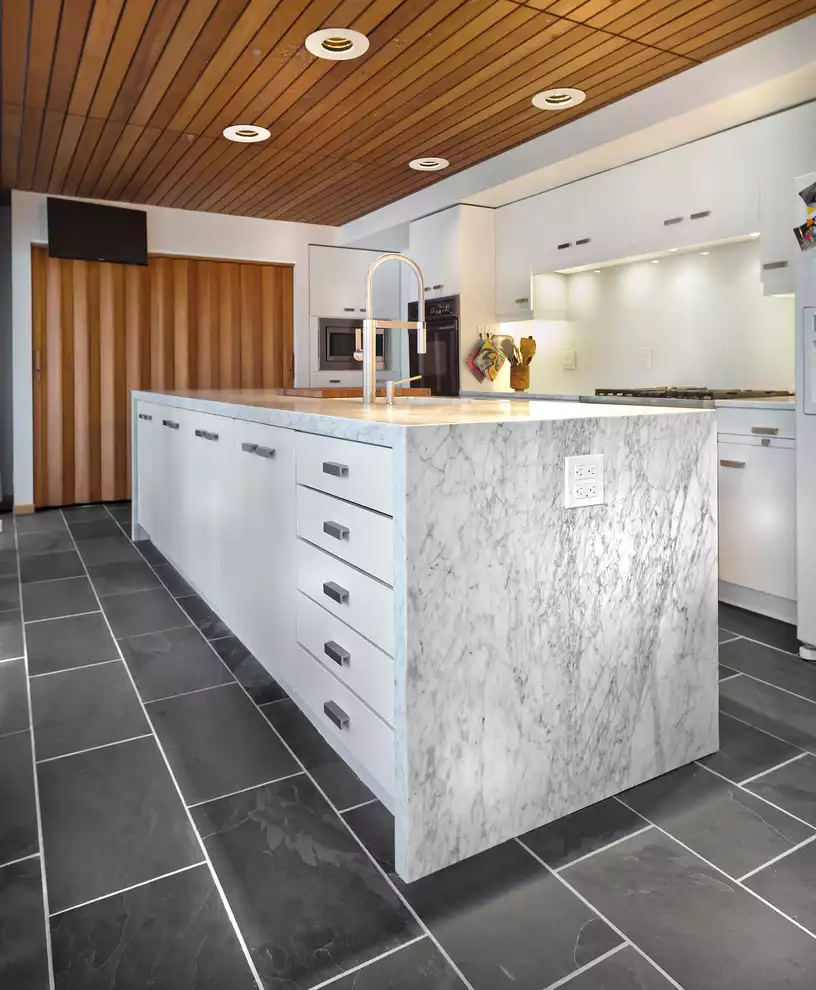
[
  {"left": 553, "top": 825, "right": 654, "bottom": 874},
  {"left": 718, "top": 636, "right": 743, "bottom": 645},
  {"left": 306, "top": 934, "right": 430, "bottom": 990},
  {"left": 29, "top": 657, "right": 121, "bottom": 679},
  {"left": 721, "top": 629, "right": 803, "bottom": 661},
  {"left": 145, "top": 680, "right": 238, "bottom": 706},
  {"left": 14, "top": 517, "right": 57, "bottom": 990},
  {"left": 538, "top": 940, "right": 630, "bottom": 990},
  {"left": 24, "top": 609, "right": 101, "bottom": 625},
  {"left": 515, "top": 837, "right": 686, "bottom": 990},
  {"left": 718, "top": 672, "right": 742, "bottom": 683},
  {"left": 104, "top": 507, "right": 476, "bottom": 990},
  {"left": 695, "top": 760, "right": 816, "bottom": 832},
  {"left": 187, "top": 770, "right": 306, "bottom": 809},
  {"left": 48, "top": 860, "right": 208, "bottom": 918},
  {"left": 0, "top": 654, "right": 25, "bottom": 664},
  {"left": 738, "top": 751, "right": 809, "bottom": 786},
  {"left": 0, "top": 851, "right": 41, "bottom": 871},
  {"left": 722, "top": 668, "right": 816, "bottom": 708},
  {"left": 338, "top": 797, "right": 378, "bottom": 815},
  {"left": 66, "top": 509, "right": 267, "bottom": 990},
  {"left": 36, "top": 733, "right": 154, "bottom": 765},
  {"left": 737, "top": 832, "right": 816, "bottom": 883},
  {"left": 720, "top": 708, "right": 813, "bottom": 752}
]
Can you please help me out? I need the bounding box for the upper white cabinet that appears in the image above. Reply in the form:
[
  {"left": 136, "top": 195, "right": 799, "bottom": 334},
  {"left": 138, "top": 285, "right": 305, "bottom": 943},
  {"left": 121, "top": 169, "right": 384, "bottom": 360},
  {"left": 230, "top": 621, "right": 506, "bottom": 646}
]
[
  {"left": 404, "top": 207, "right": 461, "bottom": 302},
  {"left": 310, "top": 245, "right": 400, "bottom": 318}
]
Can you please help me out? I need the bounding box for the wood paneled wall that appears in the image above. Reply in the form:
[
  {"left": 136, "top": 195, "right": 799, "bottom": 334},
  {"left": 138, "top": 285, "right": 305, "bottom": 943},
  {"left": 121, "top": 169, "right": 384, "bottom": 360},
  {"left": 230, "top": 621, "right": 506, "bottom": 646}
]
[{"left": 32, "top": 248, "right": 294, "bottom": 507}]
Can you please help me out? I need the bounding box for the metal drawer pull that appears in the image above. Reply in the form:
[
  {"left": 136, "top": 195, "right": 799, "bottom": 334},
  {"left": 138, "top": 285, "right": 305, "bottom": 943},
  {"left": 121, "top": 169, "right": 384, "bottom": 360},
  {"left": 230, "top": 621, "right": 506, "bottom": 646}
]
[
  {"left": 255, "top": 446, "right": 275, "bottom": 458},
  {"left": 515, "top": 297, "right": 529, "bottom": 305},
  {"left": 557, "top": 241, "right": 571, "bottom": 250},
  {"left": 323, "top": 581, "right": 349, "bottom": 604},
  {"left": 575, "top": 237, "right": 591, "bottom": 246},
  {"left": 241, "top": 442, "right": 258, "bottom": 453},
  {"left": 195, "top": 429, "right": 218, "bottom": 441},
  {"left": 324, "top": 700, "right": 349, "bottom": 730},
  {"left": 323, "top": 461, "right": 349, "bottom": 478},
  {"left": 432, "top": 283, "right": 443, "bottom": 290},
  {"left": 690, "top": 210, "right": 711, "bottom": 220},
  {"left": 343, "top": 307, "right": 355, "bottom": 312},
  {"left": 323, "top": 520, "right": 349, "bottom": 541},
  {"left": 138, "top": 413, "right": 152, "bottom": 421},
  {"left": 324, "top": 640, "right": 350, "bottom": 666},
  {"left": 751, "top": 426, "right": 779, "bottom": 436},
  {"left": 720, "top": 459, "right": 746, "bottom": 469},
  {"left": 663, "top": 216, "right": 683, "bottom": 226},
  {"left": 162, "top": 419, "right": 179, "bottom": 430},
  {"left": 763, "top": 261, "right": 788, "bottom": 271}
]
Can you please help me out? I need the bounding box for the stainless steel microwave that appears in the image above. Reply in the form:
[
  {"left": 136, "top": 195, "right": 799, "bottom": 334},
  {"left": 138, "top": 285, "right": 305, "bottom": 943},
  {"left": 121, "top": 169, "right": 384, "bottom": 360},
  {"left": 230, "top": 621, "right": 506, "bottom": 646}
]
[{"left": 318, "top": 317, "right": 389, "bottom": 371}]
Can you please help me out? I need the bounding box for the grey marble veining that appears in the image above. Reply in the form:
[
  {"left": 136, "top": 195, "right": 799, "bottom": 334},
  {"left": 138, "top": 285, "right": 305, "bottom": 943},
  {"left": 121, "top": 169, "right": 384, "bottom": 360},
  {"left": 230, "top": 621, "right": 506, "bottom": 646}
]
[{"left": 394, "top": 411, "right": 718, "bottom": 879}]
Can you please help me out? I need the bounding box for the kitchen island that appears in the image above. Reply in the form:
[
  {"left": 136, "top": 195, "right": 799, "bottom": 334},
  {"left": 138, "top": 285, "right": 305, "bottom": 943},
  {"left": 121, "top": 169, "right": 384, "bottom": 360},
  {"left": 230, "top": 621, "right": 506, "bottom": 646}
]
[{"left": 132, "top": 390, "right": 718, "bottom": 881}]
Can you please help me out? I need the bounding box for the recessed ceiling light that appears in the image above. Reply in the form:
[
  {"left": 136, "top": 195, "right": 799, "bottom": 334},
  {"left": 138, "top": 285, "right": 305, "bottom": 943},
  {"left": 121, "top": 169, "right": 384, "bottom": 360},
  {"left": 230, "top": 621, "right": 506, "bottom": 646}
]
[
  {"left": 750, "top": 231, "right": 760, "bottom": 237},
  {"left": 651, "top": 259, "right": 659, "bottom": 264},
  {"left": 408, "top": 157, "right": 449, "bottom": 172},
  {"left": 669, "top": 247, "right": 678, "bottom": 252},
  {"left": 593, "top": 269, "right": 601, "bottom": 274},
  {"left": 701, "top": 251, "right": 710, "bottom": 256},
  {"left": 532, "top": 88, "right": 586, "bottom": 110},
  {"left": 223, "top": 124, "right": 270, "bottom": 143},
  {"left": 305, "top": 28, "right": 369, "bottom": 60}
]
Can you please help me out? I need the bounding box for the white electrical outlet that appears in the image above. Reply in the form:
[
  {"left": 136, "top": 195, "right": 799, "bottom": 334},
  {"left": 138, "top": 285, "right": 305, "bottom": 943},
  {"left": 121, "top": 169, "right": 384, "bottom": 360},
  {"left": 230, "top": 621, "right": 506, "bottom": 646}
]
[
  {"left": 638, "top": 347, "right": 652, "bottom": 370},
  {"left": 564, "top": 454, "right": 604, "bottom": 508},
  {"left": 562, "top": 350, "right": 576, "bottom": 370}
]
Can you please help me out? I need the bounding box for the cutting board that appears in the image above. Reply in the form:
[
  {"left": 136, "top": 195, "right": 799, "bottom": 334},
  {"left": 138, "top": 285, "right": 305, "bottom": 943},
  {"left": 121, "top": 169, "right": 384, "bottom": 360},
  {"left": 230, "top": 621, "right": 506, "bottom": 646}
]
[{"left": 279, "top": 387, "right": 433, "bottom": 398}]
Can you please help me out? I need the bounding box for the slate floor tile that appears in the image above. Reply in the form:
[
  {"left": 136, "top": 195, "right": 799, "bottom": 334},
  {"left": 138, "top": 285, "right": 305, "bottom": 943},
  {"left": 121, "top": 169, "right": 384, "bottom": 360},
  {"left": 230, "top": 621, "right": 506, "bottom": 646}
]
[
  {"left": 0, "top": 857, "right": 51, "bottom": 989},
  {"left": 68, "top": 519, "right": 123, "bottom": 541},
  {"left": 720, "top": 675, "right": 816, "bottom": 753},
  {"left": 718, "top": 603, "right": 799, "bottom": 655},
  {"left": 20, "top": 550, "right": 84, "bottom": 584},
  {"left": 0, "top": 657, "right": 29, "bottom": 737},
  {"left": 148, "top": 684, "right": 299, "bottom": 805},
  {"left": 700, "top": 711, "right": 801, "bottom": 783},
  {"left": 745, "top": 753, "right": 816, "bottom": 826},
  {"left": 554, "top": 944, "right": 675, "bottom": 990},
  {"left": 0, "top": 525, "right": 16, "bottom": 550},
  {"left": 262, "top": 699, "right": 374, "bottom": 811},
  {"left": 153, "top": 562, "right": 193, "bottom": 598},
  {"left": 87, "top": 559, "right": 160, "bottom": 597},
  {"left": 744, "top": 838, "right": 816, "bottom": 932},
  {"left": 0, "top": 548, "right": 18, "bottom": 575},
  {"left": 38, "top": 736, "right": 201, "bottom": 913},
  {"left": 520, "top": 797, "right": 646, "bottom": 870},
  {"left": 62, "top": 505, "right": 111, "bottom": 523},
  {"left": 398, "top": 838, "right": 620, "bottom": 990},
  {"left": 102, "top": 587, "right": 190, "bottom": 638},
  {"left": 566, "top": 827, "right": 816, "bottom": 990},
  {"left": 720, "top": 637, "right": 816, "bottom": 702},
  {"left": 0, "top": 609, "right": 24, "bottom": 661},
  {"left": 621, "top": 762, "right": 812, "bottom": 878},
  {"left": 134, "top": 540, "right": 167, "bottom": 565},
  {"left": 719, "top": 627, "right": 739, "bottom": 643},
  {"left": 17, "top": 530, "right": 75, "bottom": 556},
  {"left": 50, "top": 864, "right": 256, "bottom": 990},
  {"left": 0, "top": 573, "right": 21, "bottom": 611},
  {"left": 177, "top": 594, "right": 231, "bottom": 640},
  {"left": 25, "top": 612, "right": 118, "bottom": 676},
  {"left": 328, "top": 937, "right": 464, "bottom": 989},
  {"left": 719, "top": 664, "right": 738, "bottom": 680},
  {"left": 31, "top": 661, "right": 148, "bottom": 761},
  {"left": 75, "top": 535, "right": 141, "bottom": 566},
  {"left": 0, "top": 732, "right": 38, "bottom": 866},
  {"left": 15, "top": 510, "right": 67, "bottom": 534},
  {"left": 120, "top": 625, "right": 233, "bottom": 702},
  {"left": 104, "top": 502, "right": 132, "bottom": 524},
  {"left": 192, "top": 775, "right": 420, "bottom": 989},
  {"left": 22, "top": 576, "right": 98, "bottom": 622},
  {"left": 211, "top": 635, "right": 287, "bottom": 704}
]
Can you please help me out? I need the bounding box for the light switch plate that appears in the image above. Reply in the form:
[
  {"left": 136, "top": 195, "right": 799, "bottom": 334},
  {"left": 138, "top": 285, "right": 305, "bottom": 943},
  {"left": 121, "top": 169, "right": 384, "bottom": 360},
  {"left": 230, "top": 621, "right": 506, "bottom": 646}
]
[
  {"left": 564, "top": 454, "right": 605, "bottom": 508},
  {"left": 638, "top": 347, "right": 652, "bottom": 370},
  {"left": 562, "top": 350, "right": 576, "bottom": 370}
]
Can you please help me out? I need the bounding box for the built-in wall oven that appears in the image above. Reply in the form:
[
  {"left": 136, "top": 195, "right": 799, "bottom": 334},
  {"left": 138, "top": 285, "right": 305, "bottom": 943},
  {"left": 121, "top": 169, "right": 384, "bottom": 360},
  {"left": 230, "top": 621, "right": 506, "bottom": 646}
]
[
  {"left": 318, "top": 317, "right": 390, "bottom": 371},
  {"left": 407, "top": 295, "right": 460, "bottom": 396}
]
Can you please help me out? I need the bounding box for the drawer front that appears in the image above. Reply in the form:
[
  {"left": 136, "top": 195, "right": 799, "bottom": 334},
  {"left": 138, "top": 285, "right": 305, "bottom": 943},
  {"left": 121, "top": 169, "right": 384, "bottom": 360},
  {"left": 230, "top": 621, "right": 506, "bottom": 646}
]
[
  {"left": 297, "top": 592, "right": 394, "bottom": 724},
  {"left": 297, "top": 485, "right": 393, "bottom": 584},
  {"left": 296, "top": 539, "right": 393, "bottom": 654},
  {"left": 284, "top": 644, "right": 394, "bottom": 797},
  {"left": 296, "top": 431, "right": 393, "bottom": 515},
  {"left": 716, "top": 407, "right": 795, "bottom": 440}
]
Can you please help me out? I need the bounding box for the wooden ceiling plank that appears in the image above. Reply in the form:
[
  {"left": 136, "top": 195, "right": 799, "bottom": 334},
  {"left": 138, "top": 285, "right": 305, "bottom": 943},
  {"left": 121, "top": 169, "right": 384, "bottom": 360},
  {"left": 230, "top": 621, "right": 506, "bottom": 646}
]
[
  {"left": 682, "top": 0, "right": 816, "bottom": 58},
  {"left": 115, "top": 127, "right": 177, "bottom": 201},
  {"left": 198, "top": 148, "right": 317, "bottom": 214},
  {"left": 586, "top": 0, "right": 696, "bottom": 35},
  {"left": 141, "top": 134, "right": 219, "bottom": 203},
  {"left": 88, "top": 0, "right": 159, "bottom": 119},
  {"left": 92, "top": 122, "right": 145, "bottom": 198},
  {"left": 637, "top": 0, "right": 792, "bottom": 47},
  {"left": 243, "top": 156, "right": 369, "bottom": 217},
  {"left": 260, "top": 161, "right": 378, "bottom": 218},
  {"left": 18, "top": 106, "right": 46, "bottom": 190},
  {"left": 45, "top": 0, "right": 94, "bottom": 113},
  {"left": 68, "top": 0, "right": 126, "bottom": 116},
  {"left": 1, "top": 104, "right": 23, "bottom": 191},
  {"left": 669, "top": 0, "right": 812, "bottom": 53},
  {"left": 77, "top": 119, "right": 126, "bottom": 196},
  {"left": 545, "top": 0, "right": 622, "bottom": 19},
  {"left": 25, "top": 0, "right": 63, "bottom": 109},
  {"left": 1, "top": 0, "right": 32, "bottom": 107},
  {"left": 104, "top": 124, "right": 164, "bottom": 200},
  {"left": 33, "top": 107, "right": 66, "bottom": 189},
  {"left": 48, "top": 113, "right": 86, "bottom": 192},
  {"left": 61, "top": 116, "right": 105, "bottom": 196},
  {"left": 219, "top": 148, "right": 345, "bottom": 215},
  {"left": 162, "top": 141, "right": 254, "bottom": 210}
]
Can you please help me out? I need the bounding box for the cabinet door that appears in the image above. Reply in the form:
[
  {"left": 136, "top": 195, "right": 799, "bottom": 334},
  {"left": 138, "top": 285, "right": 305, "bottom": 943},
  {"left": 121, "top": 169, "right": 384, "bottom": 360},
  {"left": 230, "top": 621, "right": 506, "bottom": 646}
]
[
  {"left": 150, "top": 408, "right": 188, "bottom": 568},
  {"left": 310, "top": 246, "right": 363, "bottom": 315},
  {"left": 135, "top": 403, "right": 161, "bottom": 540},
  {"left": 406, "top": 208, "right": 460, "bottom": 301},
  {"left": 495, "top": 200, "right": 534, "bottom": 319},
  {"left": 718, "top": 439, "right": 796, "bottom": 601}
]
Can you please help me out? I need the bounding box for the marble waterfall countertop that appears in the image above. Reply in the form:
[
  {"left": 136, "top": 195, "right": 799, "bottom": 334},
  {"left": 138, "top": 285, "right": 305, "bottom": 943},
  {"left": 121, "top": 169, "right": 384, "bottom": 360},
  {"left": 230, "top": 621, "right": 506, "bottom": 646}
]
[{"left": 461, "top": 389, "right": 796, "bottom": 412}]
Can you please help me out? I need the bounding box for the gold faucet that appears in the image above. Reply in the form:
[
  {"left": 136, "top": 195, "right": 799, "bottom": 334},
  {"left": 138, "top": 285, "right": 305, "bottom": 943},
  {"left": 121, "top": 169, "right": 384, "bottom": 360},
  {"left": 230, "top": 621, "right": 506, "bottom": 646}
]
[{"left": 385, "top": 375, "right": 422, "bottom": 405}]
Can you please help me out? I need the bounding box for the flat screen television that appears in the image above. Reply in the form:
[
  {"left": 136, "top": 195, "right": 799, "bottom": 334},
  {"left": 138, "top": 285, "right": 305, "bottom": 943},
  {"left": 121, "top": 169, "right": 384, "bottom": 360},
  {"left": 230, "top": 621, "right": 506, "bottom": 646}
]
[{"left": 46, "top": 197, "right": 148, "bottom": 266}]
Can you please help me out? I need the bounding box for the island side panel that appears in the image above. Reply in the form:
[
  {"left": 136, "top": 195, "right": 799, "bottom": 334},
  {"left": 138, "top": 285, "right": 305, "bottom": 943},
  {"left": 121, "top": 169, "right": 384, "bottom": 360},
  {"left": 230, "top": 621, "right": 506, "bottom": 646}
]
[{"left": 395, "top": 411, "right": 718, "bottom": 881}]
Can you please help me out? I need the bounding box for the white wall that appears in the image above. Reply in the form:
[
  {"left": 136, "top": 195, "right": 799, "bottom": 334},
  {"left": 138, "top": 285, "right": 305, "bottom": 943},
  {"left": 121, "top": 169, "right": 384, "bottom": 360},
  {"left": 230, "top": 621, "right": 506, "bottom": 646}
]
[
  {"left": 11, "top": 190, "right": 338, "bottom": 507},
  {"left": 487, "top": 240, "right": 794, "bottom": 395}
]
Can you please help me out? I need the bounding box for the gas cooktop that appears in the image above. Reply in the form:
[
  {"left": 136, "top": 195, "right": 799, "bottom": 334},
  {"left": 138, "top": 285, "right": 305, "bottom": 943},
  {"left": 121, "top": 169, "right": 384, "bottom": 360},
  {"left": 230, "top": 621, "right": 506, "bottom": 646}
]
[{"left": 595, "top": 387, "right": 794, "bottom": 400}]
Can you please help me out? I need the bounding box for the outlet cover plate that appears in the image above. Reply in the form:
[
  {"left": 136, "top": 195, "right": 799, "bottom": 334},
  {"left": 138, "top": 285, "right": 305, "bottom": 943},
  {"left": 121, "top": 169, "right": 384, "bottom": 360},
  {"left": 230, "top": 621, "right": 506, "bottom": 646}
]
[
  {"left": 564, "top": 453, "right": 604, "bottom": 508},
  {"left": 562, "top": 350, "right": 577, "bottom": 370}
]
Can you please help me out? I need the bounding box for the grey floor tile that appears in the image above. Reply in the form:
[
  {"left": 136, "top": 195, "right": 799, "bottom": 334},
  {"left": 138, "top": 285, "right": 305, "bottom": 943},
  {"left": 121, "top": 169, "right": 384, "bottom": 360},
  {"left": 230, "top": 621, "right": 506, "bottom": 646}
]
[
  {"left": 177, "top": 595, "right": 230, "bottom": 640},
  {"left": 0, "top": 610, "right": 24, "bottom": 661},
  {"left": 87, "top": 559, "right": 160, "bottom": 597},
  {"left": 744, "top": 837, "right": 816, "bottom": 932},
  {"left": 62, "top": 505, "right": 110, "bottom": 523},
  {"left": 328, "top": 937, "right": 463, "bottom": 989},
  {"left": 566, "top": 827, "right": 816, "bottom": 989},
  {"left": 102, "top": 587, "right": 190, "bottom": 638},
  {"left": 135, "top": 540, "right": 167, "bottom": 566},
  {"left": 262, "top": 699, "right": 374, "bottom": 811},
  {"left": 700, "top": 711, "right": 801, "bottom": 783},
  {"left": 0, "top": 857, "right": 51, "bottom": 989},
  {"left": 19, "top": 550, "right": 84, "bottom": 584},
  {"left": 0, "top": 573, "right": 21, "bottom": 611},
  {"left": 553, "top": 944, "right": 675, "bottom": 990},
  {"left": 15, "top": 510, "right": 67, "bottom": 534},
  {"left": 342, "top": 800, "right": 397, "bottom": 873},
  {"left": 0, "top": 657, "right": 29, "bottom": 737},
  {"left": 719, "top": 664, "right": 738, "bottom": 680},
  {"left": 746, "top": 754, "right": 816, "bottom": 827},
  {"left": 148, "top": 684, "right": 299, "bottom": 805},
  {"left": 17, "top": 530, "right": 75, "bottom": 556},
  {"left": 622, "top": 763, "right": 813, "bottom": 878},
  {"left": 192, "top": 776, "right": 420, "bottom": 988},
  {"left": 0, "top": 526, "right": 16, "bottom": 550},
  {"left": 719, "top": 627, "right": 739, "bottom": 643},
  {"left": 68, "top": 519, "right": 123, "bottom": 541},
  {"left": 720, "top": 675, "right": 816, "bottom": 753},
  {"left": 121, "top": 626, "right": 233, "bottom": 703},
  {"left": 50, "top": 864, "right": 256, "bottom": 990},
  {"left": 25, "top": 612, "right": 118, "bottom": 676},
  {"left": 31, "top": 661, "right": 148, "bottom": 761},
  {"left": 22, "top": 576, "right": 98, "bottom": 622},
  {"left": 76, "top": 535, "right": 141, "bottom": 566},
  {"left": 718, "top": 603, "right": 799, "bottom": 655},
  {"left": 0, "top": 549, "right": 18, "bottom": 576},
  {"left": 153, "top": 563, "right": 193, "bottom": 598},
  {"left": 211, "top": 636, "right": 287, "bottom": 704},
  {"left": 105, "top": 502, "right": 132, "bottom": 523},
  {"left": 720, "top": 638, "right": 816, "bottom": 702},
  {"left": 38, "top": 735, "right": 200, "bottom": 914},
  {"left": 520, "top": 797, "right": 646, "bottom": 870},
  {"left": 0, "top": 732, "right": 38, "bottom": 866}
]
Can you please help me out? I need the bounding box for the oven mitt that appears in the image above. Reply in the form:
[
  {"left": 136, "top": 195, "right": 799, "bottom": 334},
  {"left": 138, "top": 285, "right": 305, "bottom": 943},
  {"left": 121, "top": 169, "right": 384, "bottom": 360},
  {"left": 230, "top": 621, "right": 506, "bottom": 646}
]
[{"left": 466, "top": 339, "right": 486, "bottom": 381}]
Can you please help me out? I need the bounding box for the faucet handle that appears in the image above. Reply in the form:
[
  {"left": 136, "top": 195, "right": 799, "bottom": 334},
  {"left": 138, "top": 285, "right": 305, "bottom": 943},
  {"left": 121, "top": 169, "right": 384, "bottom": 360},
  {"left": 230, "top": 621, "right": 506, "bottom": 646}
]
[
  {"left": 385, "top": 375, "right": 422, "bottom": 405},
  {"left": 353, "top": 326, "right": 363, "bottom": 362}
]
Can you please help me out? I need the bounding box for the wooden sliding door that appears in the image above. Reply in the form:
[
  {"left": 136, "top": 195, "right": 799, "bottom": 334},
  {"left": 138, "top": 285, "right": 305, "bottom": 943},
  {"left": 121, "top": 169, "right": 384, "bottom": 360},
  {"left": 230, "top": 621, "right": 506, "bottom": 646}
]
[{"left": 32, "top": 248, "right": 294, "bottom": 507}]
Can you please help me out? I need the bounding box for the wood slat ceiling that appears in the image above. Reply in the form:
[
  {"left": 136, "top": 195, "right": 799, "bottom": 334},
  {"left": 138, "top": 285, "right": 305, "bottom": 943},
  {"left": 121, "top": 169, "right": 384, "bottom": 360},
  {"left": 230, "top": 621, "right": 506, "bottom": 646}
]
[{"left": 3, "top": 0, "right": 815, "bottom": 226}]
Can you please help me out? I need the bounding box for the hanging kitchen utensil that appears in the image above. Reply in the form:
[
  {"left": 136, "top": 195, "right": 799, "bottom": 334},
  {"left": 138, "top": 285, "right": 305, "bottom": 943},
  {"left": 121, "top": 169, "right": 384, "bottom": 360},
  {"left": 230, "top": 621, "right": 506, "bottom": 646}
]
[
  {"left": 520, "top": 336, "right": 537, "bottom": 366},
  {"left": 466, "top": 337, "right": 487, "bottom": 382}
]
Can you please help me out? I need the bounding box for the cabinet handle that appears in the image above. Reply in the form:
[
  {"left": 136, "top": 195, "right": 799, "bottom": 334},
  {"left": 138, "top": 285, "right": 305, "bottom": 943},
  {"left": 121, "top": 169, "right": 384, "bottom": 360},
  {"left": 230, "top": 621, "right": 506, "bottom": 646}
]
[
  {"left": 241, "top": 442, "right": 258, "bottom": 454},
  {"left": 720, "top": 459, "right": 746, "bottom": 469},
  {"left": 689, "top": 210, "right": 711, "bottom": 220},
  {"left": 323, "top": 461, "right": 349, "bottom": 478},
  {"left": 359, "top": 308, "right": 366, "bottom": 312},
  {"left": 323, "top": 581, "right": 349, "bottom": 604},
  {"left": 343, "top": 307, "right": 355, "bottom": 312},
  {"left": 324, "top": 640, "right": 350, "bottom": 666},
  {"left": 162, "top": 419, "right": 179, "bottom": 430},
  {"left": 195, "top": 429, "right": 218, "bottom": 441},
  {"left": 323, "top": 700, "right": 349, "bottom": 730},
  {"left": 557, "top": 242, "right": 571, "bottom": 250},
  {"left": 763, "top": 261, "right": 789, "bottom": 271},
  {"left": 424, "top": 285, "right": 431, "bottom": 291},
  {"left": 432, "top": 283, "right": 443, "bottom": 290},
  {"left": 751, "top": 426, "right": 779, "bottom": 436},
  {"left": 255, "top": 446, "right": 275, "bottom": 458},
  {"left": 663, "top": 216, "right": 683, "bottom": 226},
  {"left": 515, "top": 297, "right": 529, "bottom": 305},
  {"left": 575, "top": 237, "right": 591, "bottom": 246},
  {"left": 323, "top": 520, "right": 349, "bottom": 541},
  {"left": 138, "top": 413, "right": 152, "bottom": 421}
]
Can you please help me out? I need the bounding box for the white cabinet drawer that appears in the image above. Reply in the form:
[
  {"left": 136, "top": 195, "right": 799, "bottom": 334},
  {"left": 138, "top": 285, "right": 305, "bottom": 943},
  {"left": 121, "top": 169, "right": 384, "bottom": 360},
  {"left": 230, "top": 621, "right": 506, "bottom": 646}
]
[
  {"left": 716, "top": 407, "right": 795, "bottom": 440},
  {"left": 296, "top": 431, "right": 393, "bottom": 515},
  {"left": 297, "top": 485, "right": 393, "bottom": 584},
  {"left": 297, "top": 593, "right": 394, "bottom": 724},
  {"left": 296, "top": 539, "right": 393, "bottom": 654},
  {"left": 283, "top": 644, "right": 394, "bottom": 797}
]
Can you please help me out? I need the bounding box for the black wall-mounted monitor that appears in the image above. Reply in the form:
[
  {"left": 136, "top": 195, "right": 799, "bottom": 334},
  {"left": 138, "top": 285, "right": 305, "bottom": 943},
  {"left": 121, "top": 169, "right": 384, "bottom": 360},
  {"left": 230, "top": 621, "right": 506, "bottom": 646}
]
[{"left": 46, "top": 197, "right": 148, "bottom": 266}]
